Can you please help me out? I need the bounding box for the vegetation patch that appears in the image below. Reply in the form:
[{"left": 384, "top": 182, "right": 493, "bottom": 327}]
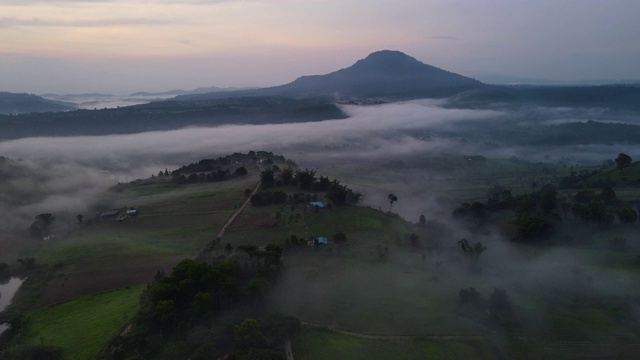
[
  {"left": 12, "top": 286, "right": 143, "bottom": 360},
  {"left": 292, "top": 325, "right": 494, "bottom": 360}
]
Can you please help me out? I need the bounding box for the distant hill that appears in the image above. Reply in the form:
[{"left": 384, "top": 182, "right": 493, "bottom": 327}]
[
  {"left": 178, "top": 50, "right": 485, "bottom": 101},
  {"left": 476, "top": 74, "right": 640, "bottom": 86},
  {"left": 130, "top": 85, "right": 257, "bottom": 97},
  {"left": 40, "top": 93, "right": 116, "bottom": 100},
  {"left": 0, "top": 96, "right": 346, "bottom": 140},
  {"left": 0, "top": 92, "right": 76, "bottom": 114},
  {"left": 446, "top": 84, "right": 640, "bottom": 110}
]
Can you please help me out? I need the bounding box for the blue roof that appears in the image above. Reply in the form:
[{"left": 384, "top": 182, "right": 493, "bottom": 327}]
[
  {"left": 309, "top": 201, "right": 325, "bottom": 208},
  {"left": 317, "top": 237, "right": 328, "bottom": 244}
]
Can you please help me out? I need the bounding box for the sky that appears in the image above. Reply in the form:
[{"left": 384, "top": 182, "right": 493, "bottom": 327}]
[{"left": 1, "top": 0, "right": 639, "bottom": 94}]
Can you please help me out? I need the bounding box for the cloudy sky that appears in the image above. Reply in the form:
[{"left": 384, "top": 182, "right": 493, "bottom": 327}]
[{"left": 1, "top": 0, "right": 639, "bottom": 94}]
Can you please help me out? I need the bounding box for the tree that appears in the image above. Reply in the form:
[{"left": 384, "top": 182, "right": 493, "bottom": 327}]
[
  {"left": 618, "top": 206, "right": 638, "bottom": 225},
  {"left": 234, "top": 318, "right": 265, "bottom": 350},
  {"left": 294, "top": 169, "right": 316, "bottom": 190},
  {"left": 457, "top": 239, "right": 487, "bottom": 260},
  {"left": 388, "top": 193, "right": 398, "bottom": 211},
  {"left": 263, "top": 244, "right": 283, "bottom": 268},
  {"left": 76, "top": 214, "right": 83, "bottom": 225},
  {"left": 459, "top": 288, "right": 481, "bottom": 305},
  {"left": 234, "top": 166, "right": 248, "bottom": 176},
  {"left": 260, "top": 168, "right": 275, "bottom": 188},
  {"left": 601, "top": 186, "right": 617, "bottom": 205},
  {"left": 29, "top": 213, "right": 55, "bottom": 239},
  {"left": 333, "top": 231, "right": 347, "bottom": 244},
  {"left": 280, "top": 167, "right": 294, "bottom": 185},
  {"left": 615, "top": 153, "right": 632, "bottom": 169},
  {"left": 409, "top": 233, "right": 420, "bottom": 247},
  {"left": 326, "top": 180, "right": 347, "bottom": 204},
  {"left": 539, "top": 184, "right": 557, "bottom": 214},
  {"left": 238, "top": 245, "right": 259, "bottom": 259},
  {"left": 487, "top": 185, "right": 512, "bottom": 205},
  {"left": 418, "top": 214, "right": 426, "bottom": 226}
]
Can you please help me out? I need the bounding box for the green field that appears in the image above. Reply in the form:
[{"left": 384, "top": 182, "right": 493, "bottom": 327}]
[
  {"left": 4, "top": 153, "right": 640, "bottom": 358},
  {"left": 25, "top": 176, "right": 259, "bottom": 306},
  {"left": 292, "top": 325, "right": 494, "bottom": 360},
  {"left": 20, "top": 286, "right": 144, "bottom": 360}
]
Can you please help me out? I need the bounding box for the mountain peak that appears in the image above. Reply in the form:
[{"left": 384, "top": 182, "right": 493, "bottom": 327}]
[
  {"left": 348, "top": 50, "right": 434, "bottom": 75},
  {"left": 363, "top": 50, "right": 420, "bottom": 62},
  {"left": 274, "top": 50, "right": 484, "bottom": 99}
]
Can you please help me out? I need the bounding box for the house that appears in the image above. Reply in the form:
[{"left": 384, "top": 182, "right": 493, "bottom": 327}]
[
  {"left": 309, "top": 201, "right": 326, "bottom": 208},
  {"left": 126, "top": 209, "right": 138, "bottom": 217},
  {"left": 100, "top": 210, "right": 119, "bottom": 219}
]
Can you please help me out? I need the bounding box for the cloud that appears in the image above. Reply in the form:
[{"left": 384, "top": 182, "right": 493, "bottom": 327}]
[{"left": 0, "top": 16, "right": 180, "bottom": 28}]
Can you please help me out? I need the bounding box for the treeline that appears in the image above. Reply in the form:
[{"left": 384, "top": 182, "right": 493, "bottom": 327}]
[
  {"left": 174, "top": 152, "right": 287, "bottom": 174},
  {"left": 0, "top": 96, "right": 346, "bottom": 140},
  {"left": 454, "top": 182, "right": 639, "bottom": 243},
  {"left": 101, "top": 244, "right": 301, "bottom": 360},
  {"left": 128, "top": 151, "right": 295, "bottom": 186},
  {"left": 254, "top": 167, "right": 362, "bottom": 206}
]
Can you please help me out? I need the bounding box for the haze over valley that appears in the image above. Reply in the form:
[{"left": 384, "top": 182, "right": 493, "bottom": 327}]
[{"left": 2, "top": 1, "right": 640, "bottom": 359}]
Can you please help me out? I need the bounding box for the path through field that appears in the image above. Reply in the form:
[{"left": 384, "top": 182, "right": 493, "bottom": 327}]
[{"left": 215, "top": 181, "right": 261, "bottom": 239}]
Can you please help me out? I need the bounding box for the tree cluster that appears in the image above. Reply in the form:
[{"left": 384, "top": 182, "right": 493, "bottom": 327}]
[
  {"left": 105, "top": 246, "right": 287, "bottom": 360},
  {"left": 457, "top": 239, "right": 487, "bottom": 260},
  {"left": 457, "top": 287, "right": 517, "bottom": 330},
  {"left": 29, "top": 213, "right": 55, "bottom": 239},
  {"left": 257, "top": 166, "right": 361, "bottom": 206}
]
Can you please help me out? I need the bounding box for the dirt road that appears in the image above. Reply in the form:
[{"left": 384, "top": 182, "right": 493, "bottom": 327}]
[{"left": 215, "top": 181, "right": 261, "bottom": 239}]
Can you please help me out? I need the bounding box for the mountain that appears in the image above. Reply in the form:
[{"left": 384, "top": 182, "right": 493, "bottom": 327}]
[
  {"left": 178, "top": 50, "right": 484, "bottom": 101},
  {"left": 0, "top": 92, "right": 76, "bottom": 115},
  {"left": 270, "top": 50, "right": 484, "bottom": 98}
]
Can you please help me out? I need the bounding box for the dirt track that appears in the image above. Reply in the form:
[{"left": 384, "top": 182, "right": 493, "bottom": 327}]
[{"left": 215, "top": 181, "right": 261, "bottom": 239}]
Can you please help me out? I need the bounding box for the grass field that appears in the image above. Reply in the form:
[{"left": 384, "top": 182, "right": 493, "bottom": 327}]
[
  {"left": 21, "top": 286, "right": 144, "bottom": 360},
  {"left": 292, "top": 325, "right": 494, "bottom": 360},
  {"left": 5, "top": 154, "right": 640, "bottom": 358},
  {"left": 24, "top": 176, "right": 259, "bottom": 306}
]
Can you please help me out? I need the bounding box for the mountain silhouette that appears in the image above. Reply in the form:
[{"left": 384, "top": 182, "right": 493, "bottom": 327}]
[
  {"left": 0, "top": 92, "right": 75, "bottom": 115},
  {"left": 270, "top": 50, "right": 484, "bottom": 98},
  {"left": 179, "top": 50, "right": 484, "bottom": 101}
]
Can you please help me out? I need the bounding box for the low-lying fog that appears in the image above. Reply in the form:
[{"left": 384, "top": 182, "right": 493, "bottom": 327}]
[
  {"left": 2, "top": 99, "right": 639, "bottom": 341},
  {"left": 1, "top": 99, "right": 638, "bottom": 226},
  {"left": 42, "top": 94, "right": 175, "bottom": 110}
]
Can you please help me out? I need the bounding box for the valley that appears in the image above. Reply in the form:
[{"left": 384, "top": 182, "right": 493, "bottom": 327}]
[{"left": 0, "top": 50, "right": 640, "bottom": 359}]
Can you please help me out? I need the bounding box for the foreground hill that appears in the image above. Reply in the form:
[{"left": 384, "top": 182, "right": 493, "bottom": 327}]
[{"left": 0, "top": 92, "right": 75, "bottom": 115}]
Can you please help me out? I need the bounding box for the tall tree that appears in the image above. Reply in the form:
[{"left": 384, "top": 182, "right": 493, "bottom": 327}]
[
  {"left": 615, "top": 153, "right": 632, "bottom": 169},
  {"left": 260, "top": 168, "right": 275, "bottom": 188},
  {"left": 388, "top": 193, "right": 398, "bottom": 211},
  {"left": 294, "top": 169, "right": 316, "bottom": 190},
  {"left": 618, "top": 207, "right": 638, "bottom": 225}
]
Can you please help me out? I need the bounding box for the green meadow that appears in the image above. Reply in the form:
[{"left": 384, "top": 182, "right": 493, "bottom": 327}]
[{"left": 20, "top": 286, "right": 144, "bottom": 360}]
